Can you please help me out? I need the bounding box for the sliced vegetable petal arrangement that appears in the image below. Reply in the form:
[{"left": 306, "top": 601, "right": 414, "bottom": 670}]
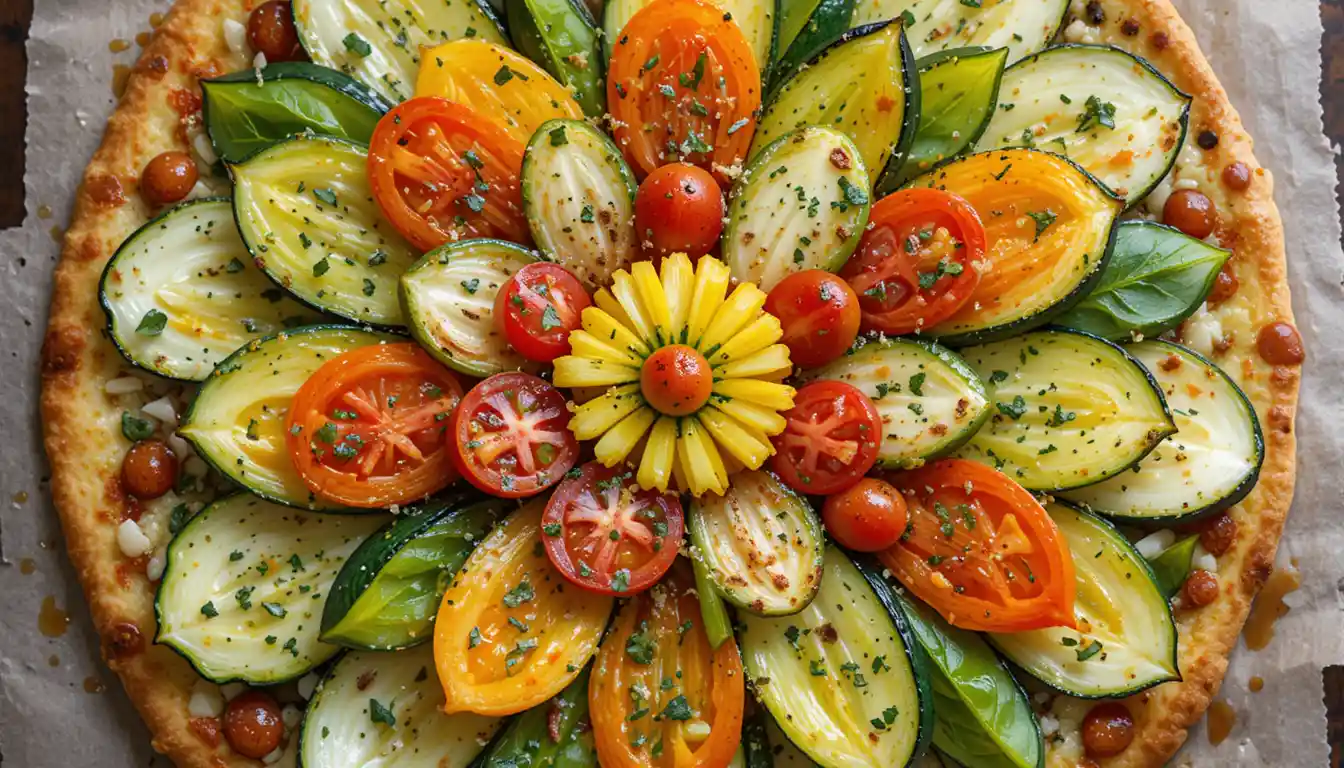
[{"left": 103, "top": 1, "right": 1279, "bottom": 763}]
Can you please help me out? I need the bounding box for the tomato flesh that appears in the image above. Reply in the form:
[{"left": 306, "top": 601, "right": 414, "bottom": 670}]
[
  {"left": 286, "top": 343, "right": 463, "bottom": 508},
  {"left": 451, "top": 372, "right": 579, "bottom": 497},
  {"left": 841, "top": 188, "right": 984, "bottom": 335},
  {"left": 542, "top": 462, "right": 683, "bottom": 595},
  {"left": 495, "top": 262, "right": 593, "bottom": 362},
  {"left": 878, "top": 459, "right": 1076, "bottom": 632},
  {"left": 763, "top": 270, "right": 861, "bottom": 368},
  {"left": 634, "top": 163, "right": 725, "bottom": 259},
  {"left": 368, "top": 96, "right": 528, "bottom": 252},
  {"left": 823, "top": 477, "right": 909, "bottom": 552},
  {"left": 771, "top": 380, "right": 882, "bottom": 495}
]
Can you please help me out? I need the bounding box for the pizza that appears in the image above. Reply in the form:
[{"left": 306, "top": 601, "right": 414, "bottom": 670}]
[{"left": 38, "top": 0, "right": 1302, "bottom": 765}]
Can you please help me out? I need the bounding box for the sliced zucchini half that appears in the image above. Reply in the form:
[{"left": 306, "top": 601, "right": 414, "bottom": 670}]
[
  {"left": 521, "top": 119, "right": 638, "bottom": 291},
  {"left": 884, "top": 46, "right": 1007, "bottom": 189},
  {"left": 989, "top": 502, "right": 1180, "bottom": 698},
  {"left": 506, "top": 0, "right": 606, "bottom": 117},
  {"left": 179, "top": 325, "right": 393, "bottom": 509},
  {"left": 753, "top": 22, "right": 916, "bottom": 187},
  {"left": 399, "top": 239, "right": 539, "bottom": 377},
  {"left": 603, "top": 0, "right": 777, "bottom": 75},
  {"left": 320, "top": 492, "right": 514, "bottom": 651},
  {"left": 908, "top": 149, "right": 1122, "bottom": 345},
  {"left": 898, "top": 595, "right": 1043, "bottom": 768},
  {"left": 155, "top": 494, "right": 388, "bottom": 684},
  {"left": 292, "top": 0, "right": 507, "bottom": 103},
  {"left": 975, "top": 44, "right": 1190, "bottom": 206},
  {"left": 476, "top": 664, "right": 596, "bottom": 766},
  {"left": 955, "top": 329, "right": 1175, "bottom": 492},
  {"left": 739, "top": 546, "right": 932, "bottom": 768},
  {"left": 200, "top": 62, "right": 392, "bottom": 164},
  {"left": 688, "top": 469, "right": 823, "bottom": 616},
  {"left": 300, "top": 643, "right": 504, "bottom": 768},
  {"left": 1061, "top": 340, "right": 1264, "bottom": 524},
  {"left": 231, "top": 134, "right": 419, "bottom": 327},
  {"left": 99, "top": 197, "right": 322, "bottom": 381},
  {"left": 771, "top": 0, "right": 855, "bottom": 86},
  {"left": 723, "top": 126, "right": 871, "bottom": 291},
  {"left": 796, "top": 337, "right": 990, "bottom": 468},
  {"left": 850, "top": 0, "right": 1069, "bottom": 64}
]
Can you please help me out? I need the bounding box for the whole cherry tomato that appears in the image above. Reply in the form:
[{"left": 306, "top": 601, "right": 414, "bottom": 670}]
[
  {"left": 634, "top": 163, "right": 725, "bottom": 259},
  {"left": 764, "top": 270, "right": 861, "bottom": 367}
]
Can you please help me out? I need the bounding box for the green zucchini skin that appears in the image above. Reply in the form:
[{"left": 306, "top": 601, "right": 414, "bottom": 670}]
[
  {"left": 476, "top": 664, "right": 597, "bottom": 767},
  {"left": 201, "top": 62, "right": 393, "bottom": 164},
  {"left": 691, "top": 551, "right": 736, "bottom": 649},
  {"left": 770, "top": 0, "right": 856, "bottom": 88},
  {"left": 320, "top": 492, "right": 515, "bottom": 651},
  {"left": 507, "top": 0, "right": 606, "bottom": 117}
]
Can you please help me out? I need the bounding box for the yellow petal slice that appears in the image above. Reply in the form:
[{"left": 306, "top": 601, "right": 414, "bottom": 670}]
[
  {"left": 697, "top": 283, "right": 767, "bottom": 356},
  {"left": 710, "top": 398, "right": 788, "bottom": 436},
  {"left": 705, "top": 314, "right": 783, "bottom": 367},
  {"left": 637, "top": 416, "right": 678, "bottom": 492},
  {"left": 660, "top": 253, "right": 695, "bottom": 340},
  {"left": 571, "top": 384, "right": 645, "bottom": 440},
  {"left": 677, "top": 418, "right": 726, "bottom": 496},
  {"left": 715, "top": 344, "right": 793, "bottom": 380},
  {"left": 593, "top": 406, "right": 657, "bottom": 466},
  {"left": 553, "top": 356, "right": 640, "bottom": 388},
  {"left": 610, "top": 270, "right": 657, "bottom": 344},
  {"left": 594, "top": 289, "right": 642, "bottom": 344},
  {"left": 698, "top": 408, "right": 774, "bottom": 470},
  {"left": 685, "top": 256, "right": 731, "bottom": 347},
  {"left": 631, "top": 261, "right": 672, "bottom": 346},
  {"left": 567, "top": 330, "right": 643, "bottom": 367},
  {"left": 671, "top": 451, "right": 690, "bottom": 494},
  {"left": 581, "top": 306, "right": 650, "bottom": 358},
  {"left": 713, "top": 378, "right": 797, "bottom": 411}
]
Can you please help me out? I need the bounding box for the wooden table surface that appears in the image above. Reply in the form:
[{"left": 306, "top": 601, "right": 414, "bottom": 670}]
[{"left": 0, "top": 0, "right": 1340, "bottom": 764}]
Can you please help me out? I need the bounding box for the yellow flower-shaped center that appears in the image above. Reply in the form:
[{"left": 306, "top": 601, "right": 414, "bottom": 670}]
[{"left": 553, "top": 254, "right": 797, "bottom": 496}]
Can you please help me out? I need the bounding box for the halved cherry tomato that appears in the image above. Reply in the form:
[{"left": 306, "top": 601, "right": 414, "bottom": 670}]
[
  {"left": 495, "top": 262, "right": 593, "bottom": 362},
  {"left": 286, "top": 343, "right": 464, "bottom": 508},
  {"left": 607, "top": 0, "right": 761, "bottom": 187},
  {"left": 877, "top": 459, "right": 1076, "bottom": 633},
  {"left": 451, "top": 372, "right": 579, "bottom": 498},
  {"left": 634, "top": 163, "right": 725, "bottom": 259},
  {"left": 840, "top": 188, "right": 984, "bottom": 335},
  {"left": 542, "top": 462, "right": 683, "bottom": 595},
  {"left": 823, "top": 477, "right": 908, "bottom": 552},
  {"left": 770, "top": 380, "right": 881, "bottom": 495},
  {"left": 368, "top": 96, "right": 529, "bottom": 252},
  {"left": 763, "top": 270, "right": 861, "bottom": 368},
  {"left": 589, "top": 560, "right": 744, "bottom": 768}
]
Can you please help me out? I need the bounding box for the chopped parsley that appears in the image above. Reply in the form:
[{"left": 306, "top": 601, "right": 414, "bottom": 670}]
[{"left": 136, "top": 308, "right": 167, "bottom": 336}]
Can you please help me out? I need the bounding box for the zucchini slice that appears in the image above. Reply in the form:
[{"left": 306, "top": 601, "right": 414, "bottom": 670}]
[
  {"left": 476, "top": 664, "right": 596, "bottom": 766},
  {"left": 688, "top": 469, "right": 823, "bottom": 616},
  {"left": 292, "top": 0, "right": 507, "bottom": 103},
  {"left": 772, "top": 0, "right": 855, "bottom": 86},
  {"left": 738, "top": 547, "right": 932, "bottom": 768},
  {"left": 603, "top": 0, "right": 777, "bottom": 75},
  {"left": 99, "top": 198, "right": 321, "bottom": 381},
  {"left": 521, "top": 119, "right": 639, "bottom": 291},
  {"left": 850, "top": 0, "right": 1069, "bottom": 64},
  {"left": 898, "top": 595, "right": 1043, "bottom": 768},
  {"left": 955, "top": 329, "right": 1175, "bottom": 492},
  {"left": 975, "top": 44, "right": 1191, "bottom": 206},
  {"left": 200, "top": 62, "right": 392, "bottom": 164},
  {"left": 908, "top": 149, "right": 1122, "bottom": 345},
  {"left": 179, "top": 325, "right": 393, "bottom": 509},
  {"left": 753, "top": 22, "right": 916, "bottom": 187},
  {"left": 989, "top": 502, "right": 1180, "bottom": 698},
  {"left": 723, "top": 126, "right": 871, "bottom": 290},
  {"left": 155, "top": 494, "right": 388, "bottom": 684},
  {"left": 796, "top": 337, "right": 990, "bottom": 468},
  {"left": 506, "top": 0, "right": 606, "bottom": 117},
  {"left": 320, "top": 492, "right": 513, "bottom": 651},
  {"left": 1061, "top": 340, "right": 1263, "bottom": 524},
  {"left": 884, "top": 47, "right": 1007, "bottom": 189},
  {"left": 300, "top": 643, "right": 503, "bottom": 768},
  {"left": 693, "top": 552, "right": 736, "bottom": 649},
  {"left": 231, "top": 134, "right": 419, "bottom": 327},
  {"left": 399, "top": 239, "right": 540, "bottom": 377}
]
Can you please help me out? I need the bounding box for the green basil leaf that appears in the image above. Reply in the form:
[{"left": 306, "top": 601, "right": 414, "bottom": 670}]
[
  {"left": 1055, "top": 220, "right": 1230, "bottom": 341},
  {"left": 1146, "top": 534, "right": 1198, "bottom": 599}
]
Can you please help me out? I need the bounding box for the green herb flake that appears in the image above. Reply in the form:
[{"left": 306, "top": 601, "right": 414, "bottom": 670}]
[
  {"left": 136, "top": 308, "right": 167, "bottom": 336},
  {"left": 342, "top": 33, "right": 372, "bottom": 57},
  {"left": 369, "top": 698, "right": 396, "bottom": 726}
]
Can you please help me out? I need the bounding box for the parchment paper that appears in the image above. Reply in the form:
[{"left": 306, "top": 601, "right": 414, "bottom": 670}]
[{"left": 0, "top": 0, "right": 1340, "bottom": 765}]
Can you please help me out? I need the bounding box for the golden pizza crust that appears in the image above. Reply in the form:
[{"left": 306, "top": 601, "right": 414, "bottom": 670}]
[{"left": 38, "top": 0, "right": 1299, "bottom": 766}]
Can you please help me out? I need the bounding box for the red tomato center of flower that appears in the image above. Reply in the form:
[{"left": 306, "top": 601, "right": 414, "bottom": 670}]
[{"left": 640, "top": 344, "right": 712, "bottom": 416}]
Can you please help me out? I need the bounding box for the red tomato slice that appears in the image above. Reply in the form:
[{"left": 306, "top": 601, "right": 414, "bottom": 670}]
[
  {"left": 840, "top": 188, "right": 985, "bottom": 335},
  {"left": 286, "top": 343, "right": 464, "bottom": 508},
  {"left": 606, "top": 0, "right": 761, "bottom": 187},
  {"left": 878, "top": 459, "right": 1076, "bottom": 632},
  {"left": 368, "top": 96, "right": 529, "bottom": 251},
  {"left": 763, "top": 270, "right": 862, "bottom": 368},
  {"left": 771, "top": 380, "right": 882, "bottom": 495},
  {"left": 450, "top": 372, "right": 579, "bottom": 497},
  {"left": 542, "top": 462, "right": 683, "bottom": 595},
  {"left": 494, "top": 262, "right": 593, "bottom": 362}
]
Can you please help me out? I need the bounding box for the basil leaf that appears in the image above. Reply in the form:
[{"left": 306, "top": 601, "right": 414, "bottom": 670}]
[
  {"left": 1145, "top": 534, "right": 1198, "bottom": 599},
  {"left": 1054, "top": 221, "right": 1230, "bottom": 341}
]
